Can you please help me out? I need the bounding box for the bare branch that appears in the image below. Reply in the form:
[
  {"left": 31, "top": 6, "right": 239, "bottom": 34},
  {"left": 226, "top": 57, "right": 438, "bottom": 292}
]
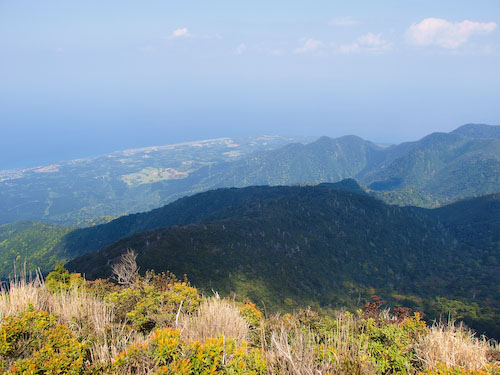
[{"left": 111, "top": 249, "right": 139, "bottom": 286}]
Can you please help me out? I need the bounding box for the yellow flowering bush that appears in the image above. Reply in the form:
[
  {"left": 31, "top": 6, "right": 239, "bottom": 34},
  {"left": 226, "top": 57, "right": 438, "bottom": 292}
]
[
  {"left": 239, "top": 302, "right": 263, "bottom": 328},
  {"left": 0, "top": 310, "right": 87, "bottom": 374},
  {"left": 113, "top": 328, "right": 266, "bottom": 375},
  {"left": 45, "top": 263, "right": 85, "bottom": 292},
  {"left": 107, "top": 274, "right": 201, "bottom": 332}
]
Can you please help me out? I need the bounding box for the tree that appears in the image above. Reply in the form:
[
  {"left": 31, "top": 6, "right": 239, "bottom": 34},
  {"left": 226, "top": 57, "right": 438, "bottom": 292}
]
[{"left": 111, "top": 249, "right": 139, "bottom": 286}]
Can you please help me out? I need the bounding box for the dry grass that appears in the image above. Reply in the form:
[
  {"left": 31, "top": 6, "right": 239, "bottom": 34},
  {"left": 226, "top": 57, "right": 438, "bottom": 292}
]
[
  {"left": 0, "top": 273, "right": 143, "bottom": 365},
  {"left": 416, "top": 320, "right": 496, "bottom": 371},
  {"left": 263, "top": 313, "right": 375, "bottom": 375},
  {"left": 0, "top": 273, "right": 50, "bottom": 316},
  {"left": 180, "top": 294, "right": 248, "bottom": 343}
]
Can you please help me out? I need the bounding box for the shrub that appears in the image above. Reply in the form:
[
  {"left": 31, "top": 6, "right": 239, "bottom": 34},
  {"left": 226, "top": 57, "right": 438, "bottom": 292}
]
[
  {"left": 106, "top": 272, "right": 201, "bottom": 332},
  {"left": 45, "top": 264, "right": 84, "bottom": 292},
  {"left": 113, "top": 341, "right": 153, "bottom": 375},
  {"left": 239, "top": 301, "right": 263, "bottom": 328},
  {"left": 0, "top": 309, "right": 87, "bottom": 374},
  {"left": 113, "top": 327, "right": 266, "bottom": 375},
  {"left": 361, "top": 312, "right": 427, "bottom": 374}
]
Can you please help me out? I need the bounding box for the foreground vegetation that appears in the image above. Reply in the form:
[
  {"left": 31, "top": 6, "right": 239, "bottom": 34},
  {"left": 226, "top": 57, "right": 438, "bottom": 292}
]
[{"left": 1, "top": 255, "right": 498, "bottom": 374}]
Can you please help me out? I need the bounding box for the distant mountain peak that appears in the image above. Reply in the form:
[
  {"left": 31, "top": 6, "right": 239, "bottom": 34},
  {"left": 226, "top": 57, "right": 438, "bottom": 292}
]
[
  {"left": 451, "top": 124, "right": 500, "bottom": 139},
  {"left": 312, "top": 134, "right": 374, "bottom": 148}
]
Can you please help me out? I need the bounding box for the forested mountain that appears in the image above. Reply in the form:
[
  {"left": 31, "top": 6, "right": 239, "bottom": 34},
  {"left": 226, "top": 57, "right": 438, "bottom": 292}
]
[
  {"left": 176, "top": 124, "right": 500, "bottom": 207},
  {"left": 66, "top": 182, "right": 500, "bottom": 338},
  {"left": 0, "top": 180, "right": 364, "bottom": 278},
  {"left": 2, "top": 124, "right": 500, "bottom": 227},
  {"left": 185, "top": 135, "right": 387, "bottom": 188},
  {"left": 1, "top": 179, "right": 499, "bottom": 336},
  {"left": 364, "top": 131, "right": 500, "bottom": 202},
  {"left": 0, "top": 221, "right": 74, "bottom": 278},
  {"left": 451, "top": 123, "right": 500, "bottom": 139},
  {"left": 60, "top": 179, "right": 366, "bottom": 257}
]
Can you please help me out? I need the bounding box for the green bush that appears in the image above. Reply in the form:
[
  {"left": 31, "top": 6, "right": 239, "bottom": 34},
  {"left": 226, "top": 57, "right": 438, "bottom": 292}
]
[
  {"left": 45, "top": 264, "right": 84, "bottom": 292},
  {"left": 113, "top": 327, "right": 266, "bottom": 375},
  {"left": 0, "top": 310, "right": 87, "bottom": 375},
  {"left": 361, "top": 313, "right": 427, "bottom": 374},
  {"left": 106, "top": 272, "right": 201, "bottom": 332}
]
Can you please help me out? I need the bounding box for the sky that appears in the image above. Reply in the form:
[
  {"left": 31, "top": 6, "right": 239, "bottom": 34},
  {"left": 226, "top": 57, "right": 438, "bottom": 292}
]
[{"left": 1, "top": 0, "right": 500, "bottom": 169}]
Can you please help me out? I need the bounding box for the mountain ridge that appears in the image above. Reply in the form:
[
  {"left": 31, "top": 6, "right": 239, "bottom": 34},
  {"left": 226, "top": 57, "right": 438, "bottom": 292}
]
[
  {"left": 66, "top": 182, "right": 500, "bottom": 337},
  {"left": 2, "top": 124, "right": 500, "bottom": 226}
]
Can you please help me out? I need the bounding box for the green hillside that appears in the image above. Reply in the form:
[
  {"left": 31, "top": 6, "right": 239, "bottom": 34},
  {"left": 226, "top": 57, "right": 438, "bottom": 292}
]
[
  {"left": 187, "top": 135, "right": 387, "bottom": 188},
  {"left": 66, "top": 184, "right": 500, "bottom": 338},
  {"left": 365, "top": 132, "right": 500, "bottom": 203},
  {"left": 2, "top": 125, "right": 500, "bottom": 226},
  {"left": 0, "top": 221, "right": 74, "bottom": 278},
  {"left": 163, "top": 124, "right": 500, "bottom": 208}
]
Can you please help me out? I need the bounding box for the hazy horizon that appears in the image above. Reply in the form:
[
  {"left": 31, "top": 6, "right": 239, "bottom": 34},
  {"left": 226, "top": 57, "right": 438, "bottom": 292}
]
[
  {"left": 1, "top": 0, "right": 500, "bottom": 169},
  {"left": 1, "top": 123, "right": 494, "bottom": 171}
]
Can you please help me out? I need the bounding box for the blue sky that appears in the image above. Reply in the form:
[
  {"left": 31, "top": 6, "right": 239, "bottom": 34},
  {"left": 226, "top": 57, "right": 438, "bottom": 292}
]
[{"left": 1, "top": 0, "right": 500, "bottom": 168}]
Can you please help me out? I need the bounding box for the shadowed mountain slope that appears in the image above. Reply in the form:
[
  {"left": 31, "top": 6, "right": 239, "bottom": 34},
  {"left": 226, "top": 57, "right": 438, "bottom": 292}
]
[
  {"left": 0, "top": 180, "right": 365, "bottom": 279},
  {"left": 60, "top": 179, "right": 367, "bottom": 257},
  {"left": 67, "top": 183, "right": 500, "bottom": 338}
]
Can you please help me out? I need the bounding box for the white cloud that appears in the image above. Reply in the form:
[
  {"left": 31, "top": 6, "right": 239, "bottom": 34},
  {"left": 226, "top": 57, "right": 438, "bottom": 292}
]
[
  {"left": 166, "top": 27, "right": 221, "bottom": 41},
  {"left": 294, "top": 38, "right": 322, "bottom": 54},
  {"left": 171, "top": 27, "right": 190, "bottom": 38},
  {"left": 329, "top": 16, "right": 359, "bottom": 27},
  {"left": 235, "top": 43, "right": 246, "bottom": 54},
  {"left": 406, "top": 18, "right": 497, "bottom": 49},
  {"left": 338, "top": 33, "right": 392, "bottom": 54}
]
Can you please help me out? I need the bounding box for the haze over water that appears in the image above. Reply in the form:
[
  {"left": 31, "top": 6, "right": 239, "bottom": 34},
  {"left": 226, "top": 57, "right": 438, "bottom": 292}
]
[{"left": 1, "top": 0, "right": 500, "bottom": 169}]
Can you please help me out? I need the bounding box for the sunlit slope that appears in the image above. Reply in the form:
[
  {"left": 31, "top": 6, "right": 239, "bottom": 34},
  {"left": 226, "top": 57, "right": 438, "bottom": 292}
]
[{"left": 0, "top": 221, "right": 74, "bottom": 278}]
